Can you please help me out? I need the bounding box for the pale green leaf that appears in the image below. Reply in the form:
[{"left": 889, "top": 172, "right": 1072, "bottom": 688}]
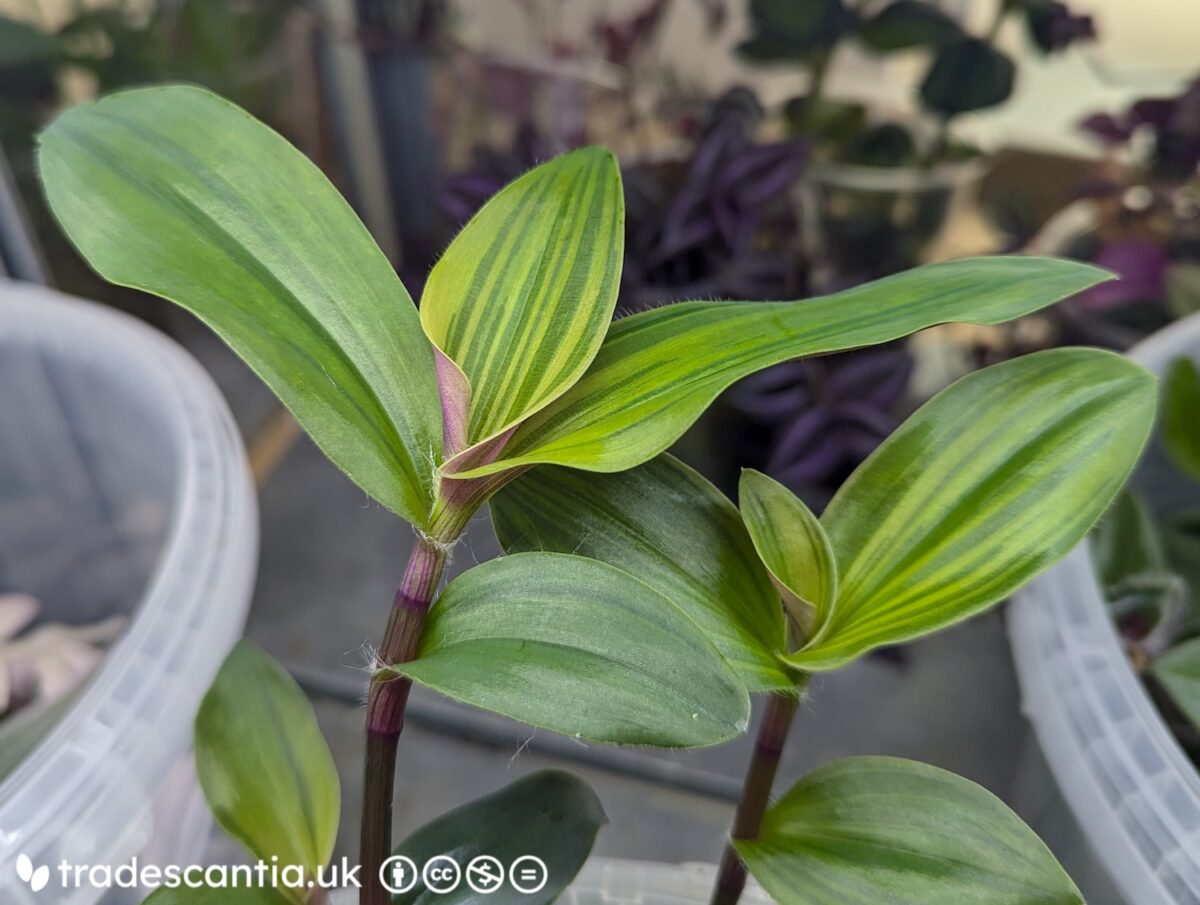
[
  {"left": 738, "top": 756, "right": 1083, "bottom": 905},
  {"left": 788, "top": 347, "right": 1155, "bottom": 671},
  {"left": 393, "top": 552, "right": 751, "bottom": 747},
  {"left": 1152, "top": 637, "right": 1200, "bottom": 732},
  {"left": 144, "top": 888, "right": 291, "bottom": 905},
  {"left": 38, "top": 86, "right": 442, "bottom": 526},
  {"left": 738, "top": 469, "right": 838, "bottom": 640},
  {"left": 1163, "top": 356, "right": 1200, "bottom": 480},
  {"left": 450, "top": 257, "right": 1110, "bottom": 479},
  {"left": 1090, "top": 490, "right": 1168, "bottom": 592},
  {"left": 423, "top": 147, "right": 623, "bottom": 446},
  {"left": 491, "top": 455, "right": 789, "bottom": 691},
  {"left": 392, "top": 770, "right": 605, "bottom": 905},
  {"left": 195, "top": 641, "right": 340, "bottom": 895}
]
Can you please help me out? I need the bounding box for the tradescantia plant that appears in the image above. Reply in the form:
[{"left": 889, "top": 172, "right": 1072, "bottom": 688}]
[{"left": 36, "top": 84, "right": 1154, "bottom": 905}]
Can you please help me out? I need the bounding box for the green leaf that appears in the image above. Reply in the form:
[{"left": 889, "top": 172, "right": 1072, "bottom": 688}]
[
  {"left": 1163, "top": 356, "right": 1200, "bottom": 480},
  {"left": 860, "top": 1, "right": 965, "bottom": 52},
  {"left": 921, "top": 39, "right": 1015, "bottom": 116},
  {"left": 423, "top": 147, "right": 623, "bottom": 448},
  {"left": 1090, "top": 490, "right": 1168, "bottom": 592},
  {"left": 737, "top": 756, "right": 1084, "bottom": 905},
  {"left": 1166, "top": 263, "right": 1200, "bottom": 319},
  {"left": 452, "top": 257, "right": 1111, "bottom": 480},
  {"left": 739, "top": 0, "right": 858, "bottom": 62},
  {"left": 391, "top": 770, "right": 606, "bottom": 905},
  {"left": 491, "top": 455, "right": 789, "bottom": 691},
  {"left": 195, "top": 641, "right": 340, "bottom": 895},
  {"left": 1153, "top": 637, "right": 1200, "bottom": 732},
  {"left": 143, "top": 888, "right": 291, "bottom": 905},
  {"left": 37, "top": 86, "right": 442, "bottom": 526},
  {"left": 393, "top": 552, "right": 751, "bottom": 747},
  {"left": 739, "top": 469, "right": 837, "bottom": 640},
  {"left": 787, "top": 348, "right": 1155, "bottom": 671}
]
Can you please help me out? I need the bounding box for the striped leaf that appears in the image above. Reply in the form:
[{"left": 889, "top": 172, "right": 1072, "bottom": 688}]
[
  {"left": 422, "top": 147, "right": 623, "bottom": 448},
  {"left": 393, "top": 552, "right": 751, "bottom": 747},
  {"left": 38, "top": 86, "right": 442, "bottom": 527},
  {"left": 144, "top": 889, "right": 290, "bottom": 905},
  {"left": 738, "top": 757, "right": 1083, "bottom": 905},
  {"left": 448, "top": 257, "right": 1110, "bottom": 479},
  {"left": 1163, "top": 356, "right": 1200, "bottom": 480},
  {"left": 491, "top": 456, "right": 790, "bottom": 691},
  {"left": 739, "top": 469, "right": 837, "bottom": 639},
  {"left": 786, "top": 348, "right": 1155, "bottom": 671}
]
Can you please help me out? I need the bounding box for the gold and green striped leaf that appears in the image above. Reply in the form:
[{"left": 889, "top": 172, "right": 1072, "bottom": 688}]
[
  {"left": 786, "top": 348, "right": 1155, "bottom": 671},
  {"left": 737, "top": 756, "right": 1084, "bottom": 905},
  {"left": 195, "top": 642, "right": 340, "bottom": 900},
  {"left": 449, "top": 257, "right": 1110, "bottom": 479},
  {"left": 422, "top": 147, "right": 623, "bottom": 447},
  {"left": 491, "top": 456, "right": 789, "bottom": 691},
  {"left": 739, "top": 469, "right": 837, "bottom": 640},
  {"left": 144, "top": 888, "right": 291, "bottom": 905},
  {"left": 38, "top": 86, "right": 443, "bottom": 527},
  {"left": 1163, "top": 356, "right": 1200, "bottom": 480},
  {"left": 393, "top": 552, "right": 751, "bottom": 747}
]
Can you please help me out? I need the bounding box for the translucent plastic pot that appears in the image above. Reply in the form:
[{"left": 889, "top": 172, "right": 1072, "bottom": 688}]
[
  {"left": 1010, "top": 312, "right": 1200, "bottom": 905},
  {"left": 0, "top": 282, "right": 257, "bottom": 904},
  {"left": 798, "top": 157, "right": 990, "bottom": 287}
]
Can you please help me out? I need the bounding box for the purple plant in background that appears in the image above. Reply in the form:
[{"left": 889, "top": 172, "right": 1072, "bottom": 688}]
[
  {"left": 1076, "top": 238, "right": 1170, "bottom": 311},
  {"left": 1022, "top": 0, "right": 1096, "bottom": 54},
  {"left": 730, "top": 347, "right": 913, "bottom": 506},
  {"left": 1080, "top": 77, "right": 1200, "bottom": 182}
]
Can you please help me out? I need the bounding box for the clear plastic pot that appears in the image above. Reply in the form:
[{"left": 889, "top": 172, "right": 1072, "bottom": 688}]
[{"left": 0, "top": 282, "right": 257, "bottom": 904}]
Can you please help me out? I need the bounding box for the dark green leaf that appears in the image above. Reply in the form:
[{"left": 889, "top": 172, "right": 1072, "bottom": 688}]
[
  {"left": 195, "top": 641, "right": 340, "bottom": 893},
  {"left": 921, "top": 39, "right": 1015, "bottom": 116},
  {"left": 738, "top": 756, "right": 1084, "bottom": 905},
  {"left": 395, "top": 553, "right": 750, "bottom": 747},
  {"left": 38, "top": 86, "right": 443, "bottom": 527},
  {"left": 739, "top": 0, "right": 857, "bottom": 61},
  {"left": 1153, "top": 637, "right": 1200, "bottom": 732},
  {"left": 1163, "top": 356, "right": 1200, "bottom": 480},
  {"left": 392, "top": 770, "right": 605, "bottom": 905},
  {"left": 1091, "top": 490, "right": 1168, "bottom": 592},
  {"left": 491, "top": 455, "right": 789, "bottom": 691},
  {"left": 860, "top": 1, "right": 965, "bottom": 52},
  {"left": 787, "top": 348, "right": 1156, "bottom": 671}
]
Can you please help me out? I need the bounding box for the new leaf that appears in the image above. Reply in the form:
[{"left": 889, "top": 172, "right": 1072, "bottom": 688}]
[
  {"left": 788, "top": 347, "right": 1155, "bottom": 670},
  {"left": 38, "top": 86, "right": 443, "bottom": 527},
  {"left": 451, "top": 257, "right": 1111, "bottom": 479}
]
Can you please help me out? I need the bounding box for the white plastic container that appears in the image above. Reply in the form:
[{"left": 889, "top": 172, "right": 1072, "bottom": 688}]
[
  {"left": 1010, "top": 313, "right": 1200, "bottom": 905},
  {"left": 0, "top": 282, "right": 257, "bottom": 904}
]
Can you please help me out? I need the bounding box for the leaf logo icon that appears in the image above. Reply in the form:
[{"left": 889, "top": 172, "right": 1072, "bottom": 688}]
[{"left": 16, "top": 854, "right": 49, "bottom": 892}]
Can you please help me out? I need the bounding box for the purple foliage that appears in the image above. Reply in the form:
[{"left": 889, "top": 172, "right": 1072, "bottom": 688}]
[
  {"left": 1076, "top": 239, "right": 1171, "bottom": 311},
  {"left": 1080, "top": 76, "right": 1200, "bottom": 181},
  {"left": 1026, "top": 1, "right": 1095, "bottom": 54}
]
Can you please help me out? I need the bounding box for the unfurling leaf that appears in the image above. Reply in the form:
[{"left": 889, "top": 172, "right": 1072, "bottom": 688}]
[
  {"left": 1163, "top": 356, "right": 1200, "bottom": 480},
  {"left": 393, "top": 552, "right": 751, "bottom": 747},
  {"left": 787, "top": 348, "right": 1155, "bottom": 671},
  {"left": 38, "top": 86, "right": 443, "bottom": 527},
  {"left": 195, "top": 641, "right": 340, "bottom": 897},
  {"left": 738, "top": 469, "right": 837, "bottom": 639},
  {"left": 391, "top": 771, "right": 605, "bottom": 905},
  {"left": 451, "top": 257, "right": 1111, "bottom": 480},
  {"left": 737, "top": 757, "right": 1084, "bottom": 905},
  {"left": 492, "top": 456, "right": 789, "bottom": 691},
  {"left": 422, "top": 147, "right": 623, "bottom": 449}
]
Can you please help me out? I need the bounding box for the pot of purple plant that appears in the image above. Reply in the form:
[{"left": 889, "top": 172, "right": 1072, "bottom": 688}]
[
  {"left": 739, "top": 0, "right": 1097, "bottom": 285},
  {"left": 36, "top": 84, "right": 1152, "bottom": 905},
  {"left": 1010, "top": 311, "right": 1200, "bottom": 905}
]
